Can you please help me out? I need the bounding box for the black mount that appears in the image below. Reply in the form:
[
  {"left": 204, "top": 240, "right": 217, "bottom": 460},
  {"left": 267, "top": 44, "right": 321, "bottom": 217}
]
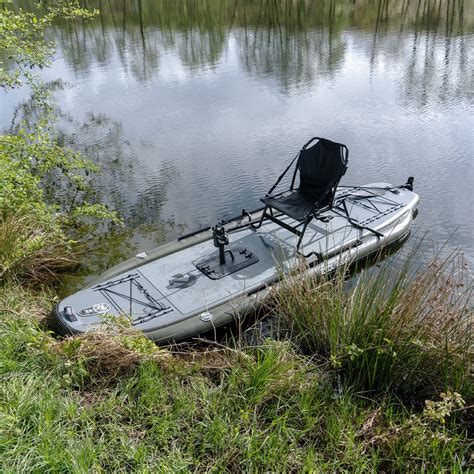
[
  {"left": 402, "top": 176, "right": 414, "bottom": 191},
  {"left": 195, "top": 224, "right": 259, "bottom": 280},
  {"left": 212, "top": 225, "right": 232, "bottom": 265}
]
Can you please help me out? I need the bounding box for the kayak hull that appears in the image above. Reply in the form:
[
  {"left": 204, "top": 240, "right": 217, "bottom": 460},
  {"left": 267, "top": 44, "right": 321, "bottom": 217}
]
[{"left": 53, "top": 183, "right": 419, "bottom": 342}]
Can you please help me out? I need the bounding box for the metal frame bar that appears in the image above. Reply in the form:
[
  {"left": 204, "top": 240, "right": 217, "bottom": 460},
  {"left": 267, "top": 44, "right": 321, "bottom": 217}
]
[
  {"left": 250, "top": 205, "right": 314, "bottom": 252},
  {"left": 332, "top": 199, "right": 385, "bottom": 238},
  {"left": 265, "top": 212, "right": 303, "bottom": 236}
]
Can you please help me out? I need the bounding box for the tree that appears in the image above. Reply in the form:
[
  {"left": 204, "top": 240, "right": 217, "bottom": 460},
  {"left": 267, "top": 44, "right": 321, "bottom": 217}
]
[{"left": 0, "top": 1, "right": 120, "bottom": 283}]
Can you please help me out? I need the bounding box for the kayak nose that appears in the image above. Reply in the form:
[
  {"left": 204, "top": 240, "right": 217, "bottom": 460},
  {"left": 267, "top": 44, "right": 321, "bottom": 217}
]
[{"left": 51, "top": 302, "right": 79, "bottom": 336}]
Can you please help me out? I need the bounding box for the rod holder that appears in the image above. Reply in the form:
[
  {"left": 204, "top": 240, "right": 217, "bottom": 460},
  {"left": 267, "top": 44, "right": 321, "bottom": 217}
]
[
  {"left": 403, "top": 176, "right": 414, "bottom": 191},
  {"left": 212, "top": 225, "right": 229, "bottom": 265}
]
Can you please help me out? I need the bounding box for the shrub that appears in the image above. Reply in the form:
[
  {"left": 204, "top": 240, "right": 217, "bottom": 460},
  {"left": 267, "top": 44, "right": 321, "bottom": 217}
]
[{"left": 0, "top": 2, "right": 119, "bottom": 285}]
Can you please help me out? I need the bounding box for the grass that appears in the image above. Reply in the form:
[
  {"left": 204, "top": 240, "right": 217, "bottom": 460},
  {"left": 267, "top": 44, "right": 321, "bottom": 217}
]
[
  {"left": 0, "top": 249, "right": 472, "bottom": 472},
  {"left": 270, "top": 251, "right": 473, "bottom": 403},
  {"left": 0, "top": 209, "right": 74, "bottom": 284}
]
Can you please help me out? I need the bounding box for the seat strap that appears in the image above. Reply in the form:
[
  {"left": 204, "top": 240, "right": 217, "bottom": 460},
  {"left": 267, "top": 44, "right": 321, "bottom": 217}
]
[{"left": 267, "top": 150, "right": 301, "bottom": 196}]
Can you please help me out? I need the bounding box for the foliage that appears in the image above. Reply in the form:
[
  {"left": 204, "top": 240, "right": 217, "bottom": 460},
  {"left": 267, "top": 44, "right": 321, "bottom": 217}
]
[
  {"left": 0, "top": 281, "right": 472, "bottom": 472},
  {"left": 0, "top": 1, "right": 121, "bottom": 283},
  {"left": 0, "top": 0, "right": 96, "bottom": 89},
  {"left": 1, "top": 111, "right": 119, "bottom": 219},
  {"left": 0, "top": 111, "right": 122, "bottom": 282},
  {"left": 424, "top": 390, "right": 466, "bottom": 424}
]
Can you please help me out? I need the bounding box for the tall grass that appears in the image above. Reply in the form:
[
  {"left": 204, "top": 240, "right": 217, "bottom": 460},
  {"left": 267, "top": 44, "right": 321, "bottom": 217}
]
[
  {"left": 270, "top": 250, "right": 473, "bottom": 402},
  {"left": 0, "top": 209, "right": 74, "bottom": 284},
  {"left": 0, "top": 220, "right": 472, "bottom": 471}
]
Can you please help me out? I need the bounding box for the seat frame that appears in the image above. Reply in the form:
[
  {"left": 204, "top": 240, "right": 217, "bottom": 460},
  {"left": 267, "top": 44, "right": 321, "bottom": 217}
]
[{"left": 251, "top": 137, "right": 349, "bottom": 252}]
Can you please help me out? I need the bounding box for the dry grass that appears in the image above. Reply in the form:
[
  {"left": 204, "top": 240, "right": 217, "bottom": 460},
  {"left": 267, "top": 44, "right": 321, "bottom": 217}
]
[
  {"left": 53, "top": 329, "right": 173, "bottom": 382},
  {"left": 0, "top": 210, "right": 75, "bottom": 284},
  {"left": 0, "top": 279, "right": 54, "bottom": 323}
]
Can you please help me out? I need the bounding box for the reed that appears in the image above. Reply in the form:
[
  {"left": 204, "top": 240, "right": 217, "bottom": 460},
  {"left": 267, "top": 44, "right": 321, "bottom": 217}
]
[{"left": 270, "top": 250, "right": 473, "bottom": 402}]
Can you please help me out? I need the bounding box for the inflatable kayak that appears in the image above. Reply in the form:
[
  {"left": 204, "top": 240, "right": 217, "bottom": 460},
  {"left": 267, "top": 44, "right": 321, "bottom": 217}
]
[
  {"left": 52, "top": 137, "right": 419, "bottom": 342},
  {"left": 53, "top": 180, "right": 419, "bottom": 342}
]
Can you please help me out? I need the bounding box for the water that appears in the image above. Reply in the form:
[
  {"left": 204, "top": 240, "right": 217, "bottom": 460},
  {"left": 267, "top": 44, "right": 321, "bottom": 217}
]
[{"left": 2, "top": 0, "right": 473, "bottom": 271}]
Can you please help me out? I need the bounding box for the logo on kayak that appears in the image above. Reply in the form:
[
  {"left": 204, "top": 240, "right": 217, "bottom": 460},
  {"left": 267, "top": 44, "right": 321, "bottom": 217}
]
[{"left": 78, "top": 303, "right": 111, "bottom": 317}]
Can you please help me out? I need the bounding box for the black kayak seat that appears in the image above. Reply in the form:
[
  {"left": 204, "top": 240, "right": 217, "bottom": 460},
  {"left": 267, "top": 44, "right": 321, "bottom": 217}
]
[
  {"left": 262, "top": 191, "right": 316, "bottom": 222},
  {"left": 253, "top": 137, "right": 349, "bottom": 250}
]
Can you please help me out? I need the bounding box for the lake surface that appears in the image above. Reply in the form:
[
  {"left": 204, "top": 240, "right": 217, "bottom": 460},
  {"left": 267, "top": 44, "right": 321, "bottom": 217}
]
[{"left": 2, "top": 0, "right": 473, "bottom": 270}]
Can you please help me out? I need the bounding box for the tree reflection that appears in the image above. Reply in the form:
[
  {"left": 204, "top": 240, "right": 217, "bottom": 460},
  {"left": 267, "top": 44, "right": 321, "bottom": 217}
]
[
  {"left": 8, "top": 80, "right": 176, "bottom": 233},
  {"left": 8, "top": 0, "right": 470, "bottom": 102}
]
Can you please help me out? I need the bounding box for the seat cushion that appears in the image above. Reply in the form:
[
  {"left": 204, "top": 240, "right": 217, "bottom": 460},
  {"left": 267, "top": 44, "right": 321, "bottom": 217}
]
[{"left": 262, "top": 191, "right": 315, "bottom": 221}]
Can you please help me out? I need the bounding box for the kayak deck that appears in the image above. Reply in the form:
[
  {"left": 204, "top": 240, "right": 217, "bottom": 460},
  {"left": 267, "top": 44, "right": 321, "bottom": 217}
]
[{"left": 54, "top": 183, "right": 419, "bottom": 339}]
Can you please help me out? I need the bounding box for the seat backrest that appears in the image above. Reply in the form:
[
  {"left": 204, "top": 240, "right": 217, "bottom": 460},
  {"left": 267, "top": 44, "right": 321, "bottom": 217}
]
[{"left": 294, "top": 137, "right": 348, "bottom": 208}]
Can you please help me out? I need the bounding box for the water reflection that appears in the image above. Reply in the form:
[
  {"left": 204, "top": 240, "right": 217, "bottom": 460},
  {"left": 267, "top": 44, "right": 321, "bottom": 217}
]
[
  {"left": 9, "top": 0, "right": 470, "bottom": 98},
  {"left": 3, "top": 0, "right": 473, "bottom": 267},
  {"left": 45, "top": 1, "right": 470, "bottom": 90}
]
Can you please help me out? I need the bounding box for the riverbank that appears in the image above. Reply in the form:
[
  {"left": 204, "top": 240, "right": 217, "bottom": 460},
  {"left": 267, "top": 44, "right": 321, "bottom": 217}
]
[{"left": 1, "top": 250, "right": 472, "bottom": 471}]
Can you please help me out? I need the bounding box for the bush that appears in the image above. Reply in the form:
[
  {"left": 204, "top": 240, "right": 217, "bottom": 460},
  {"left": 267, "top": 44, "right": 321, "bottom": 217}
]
[
  {"left": 0, "top": 114, "right": 123, "bottom": 283},
  {"left": 0, "top": 2, "right": 119, "bottom": 285}
]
